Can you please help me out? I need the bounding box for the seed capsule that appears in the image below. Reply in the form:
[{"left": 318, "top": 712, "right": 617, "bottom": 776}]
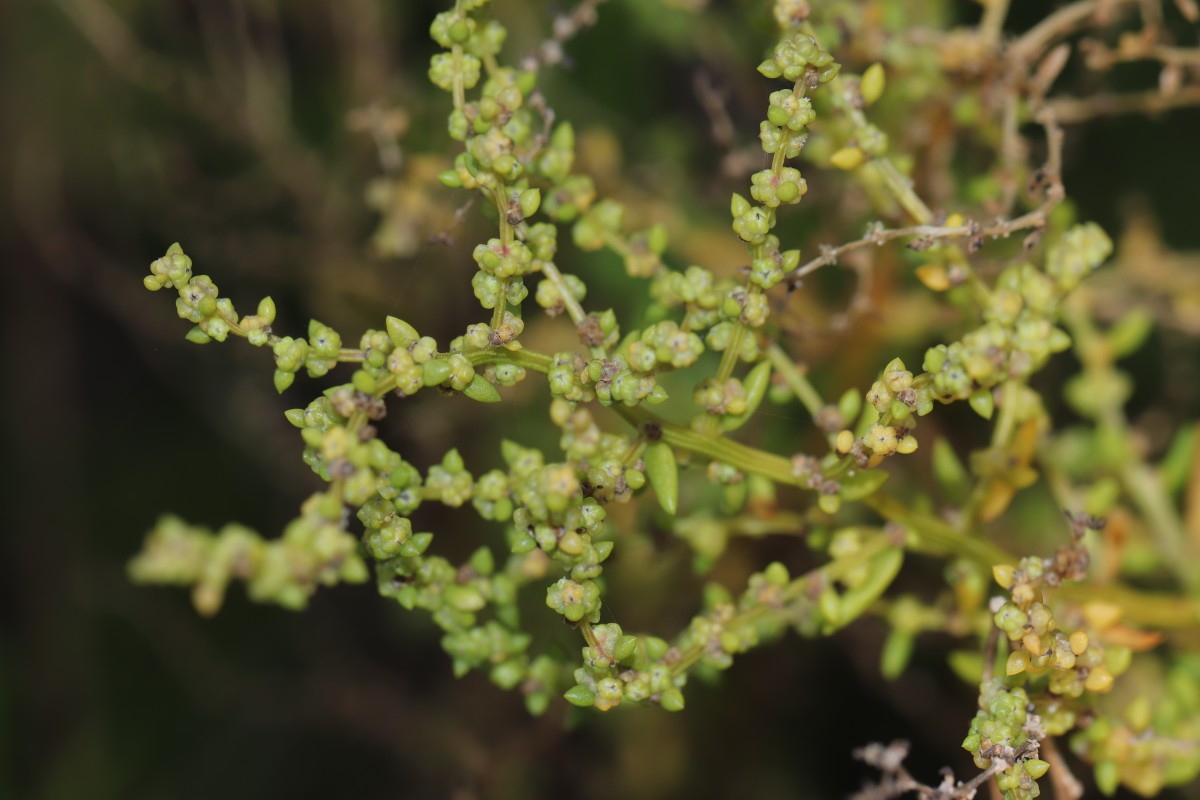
[
  {"left": 860, "top": 63, "right": 885, "bottom": 106},
  {"left": 992, "top": 564, "right": 1016, "bottom": 589},
  {"left": 830, "top": 146, "right": 866, "bottom": 170},
  {"left": 1084, "top": 665, "right": 1114, "bottom": 693}
]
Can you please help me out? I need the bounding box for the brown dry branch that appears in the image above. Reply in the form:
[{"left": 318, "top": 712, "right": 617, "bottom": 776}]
[
  {"left": 1048, "top": 83, "right": 1200, "bottom": 121},
  {"left": 851, "top": 739, "right": 1043, "bottom": 800},
  {"left": 692, "top": 71, "right": 763, "bottom": 180},
  {"left": 783, "top": 207, "right": 1054, "bottom": 289},
  {"left": 519, "top": 0, "right": 608, "bottom": 72},
  {"left": 1040, "top": 738, "right": 1084, "bottom": 800}
]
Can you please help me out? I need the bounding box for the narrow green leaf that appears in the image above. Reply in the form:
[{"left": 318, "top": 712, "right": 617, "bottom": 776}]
[
  {"left": 833, "top": 547, "right": 904, "bottom": 630},
  {"left": 643, "top": 441, "right": 679, "bottom": 515},
  {"left": 932, "top": 438, "right": 971, "bottom": 503},
  {"left": 1107, "top": 307, "right": 1154, "bottom": 358},
  {"left": 880, "top": 629, "right": 914, "bottom": 679},
  {"left": 839, "top": 468, "right": 889, "bottom": 501},
  {"left": 1162, "top": 423, "right": 1197, "bottom": 496},
  {"left": 185, "top": 326, "right": 212, "bottom": 344}
]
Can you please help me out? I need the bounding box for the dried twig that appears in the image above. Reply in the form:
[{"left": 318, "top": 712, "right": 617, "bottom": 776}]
[
  {"left": 851, "top": 739, "right": 1042, "bottom": 800},
  {"left": 692, "top": 71, "right": 762, "bottom": 179},
  {"left": 519, "top": 0, "right": 608, "bottom": 72},
  {"left": 1047, "top": 84, "right": 1200, "bottom": 122},
  {"left": 1041, "top": 737, "right": 1084, "bottom": 800},
  {"left": 784, "top": 209, "right": 1050, "bottom": 289}
]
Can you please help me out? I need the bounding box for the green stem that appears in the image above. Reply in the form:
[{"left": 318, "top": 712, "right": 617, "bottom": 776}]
[
  {"left": 455, "top": 344, "right": 1198, "bottom": 626},
  {"left": 1062, "top": 295, "right": 1196, "bottom": 591},
  {"left": 868, "top": 493, "right": 1200, "bottom": 628},
  {"left": 962, "top": 379, "right": 1024, "bottom": 528},
  {"left": 467, "top": 347, "right": 553, "bottom": 373},
  {"left": 670, "top": 533, "right": 894, "bottom": 676},
  {"left": 616, "top": 405, "right": 800, "bottom": 487},
  {"left": 540, "top": 259, "right": 607, "bottom": 359},
  {"left": 992, "top": 379, "right": 1021, "bottom": 448},
  {"left": 491, "top": 187, "right": 514, "bottom": 330},
  {"left": 865, "top": 493, "right": 1012, "bottom": 567},
  {"left": 765, "top": 344, "right": 825, "bottom": 420},
  {"left": 869, "top": 158, "right": 933, "bottom": 224},
  {"left": 1119, "top": 460, "right": 1196, "bottom": 591}
]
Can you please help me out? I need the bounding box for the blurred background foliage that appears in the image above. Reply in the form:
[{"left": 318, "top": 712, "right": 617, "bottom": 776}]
[{"left": 2, "top": 0, "right": 1199, "bottom": 798}]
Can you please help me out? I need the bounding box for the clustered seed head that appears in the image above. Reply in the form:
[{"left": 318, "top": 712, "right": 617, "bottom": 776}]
[
  {"left": 627, "top": 321, "right": 705, "bottom": 371},
  {"left": 1071, "top": 662, "right": 1200, "bottom": 797},
  {"left": 970, "top": 522, "right": 1160, "bottom": 796},
  {"left": 579, "top": 354, "right": 665, "bottom": 406},
  {"left": 757, "top": 33, "right": 839, "bottom": 83},
  {"left": 652, "top": 265, "right": 726, "bottom": 329},
  {"left": 915, "top": 225, "right": 1112, "bottom": 415},
  {"left": 129, "top": 504, "right": 368, "bottom": 616},
  {"left": 535, "top": 271, "right": 586, "bottom": 316},
  {"left": 146, "top": 243, "right": 278, "bottom": 351},
  {"left": 961, "top": 681, "right": 1047, "bottom": 800},
  {"left": 991, "top": 530, "right": 1126, "bottom": 704},
  {"left": 571, "top": 198, "right": 667, "bottom": 277},
  {"left": 131, "top": 6, "right": 1195, "bottom": 779},
  {"left": 693, "top": 377, "right": 749, "bottom": 417}
]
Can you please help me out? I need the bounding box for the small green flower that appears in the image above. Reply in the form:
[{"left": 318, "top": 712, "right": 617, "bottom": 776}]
[
  {"left": 429, "top": 52, "right": 481, "bottom": 92},
  {"left": 546, "top": 577, "right": 601, "bottom": 623},
  {"left": 731, "top": 193, "right": 772, "bottom": 244},
  {"left": 759, "top": 122, "right": 808, "bottom": 157},
  {"left": 766, "top": 90, "right": 816, "bottom": 131}
]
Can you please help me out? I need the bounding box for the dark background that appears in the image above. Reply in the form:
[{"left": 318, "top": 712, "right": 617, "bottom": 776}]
[{"left": 2, "top": 0, "right": 1198, "bottom": 798}]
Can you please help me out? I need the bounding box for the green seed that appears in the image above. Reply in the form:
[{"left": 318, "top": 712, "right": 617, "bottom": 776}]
[
  {"left": 659, "top": 688, "right": 685, "bottom": 712},
  {"left": 563, "top": 684, "right": 596, "bottom": 707},
  {"left": 462, "top": 373, "right": 501, "bottom": 402},
  {"left": 860, "top": 63, "right": 885, "bottom": 106},
  {"left": 273, "top": 369, "right": 295, "bottom": 393},
  {"left": 969, "top": 388, "right": 995, "bottom": 419}
]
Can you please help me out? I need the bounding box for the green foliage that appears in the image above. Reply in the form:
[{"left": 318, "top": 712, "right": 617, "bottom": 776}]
[{"left": 129, "top": 0, "right": 1200, "bottom": 796}]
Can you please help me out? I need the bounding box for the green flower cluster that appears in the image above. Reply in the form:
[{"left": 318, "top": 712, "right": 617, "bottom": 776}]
[
  {"left": 652, "top": 265, "right": 725, "bottom": 329},
  {"left": 580, "top": 354, "right": 666, "bottom": 407},
  {"left": 757, "top": 32, "right": 840, "bottom": 83},
  {"left": 992, "top": 554, "right": 1127, "bottom": 703},
  {"left": 346, "top": 314, "right": 482, "bottom": 399},
  {"left": 920, "top": 224, "right": 1112, "bottom": 405},
  {"left": 626, "top": 321, "right": 704, "bottom": 371},
  {"left": 144, "top": 243, "right": 278, "bottom": 355},
  {"left": 129, "top": 7, "right": 1197, "bottom": 793},
  {"left": 1071, "top": 655, "right": 1200, "bottom": 795},
  {"left": 129, "top": 498, "right": 367, "bottom": 615},
  {"left": 572, "top": 199, "right": 670, "bottom": 278},
  {"left": 961, "top": 681, "right": 1049, "bottom": 800},
  {"left": 851, "top": 223, "right": 1113, "bottom": 469}
]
